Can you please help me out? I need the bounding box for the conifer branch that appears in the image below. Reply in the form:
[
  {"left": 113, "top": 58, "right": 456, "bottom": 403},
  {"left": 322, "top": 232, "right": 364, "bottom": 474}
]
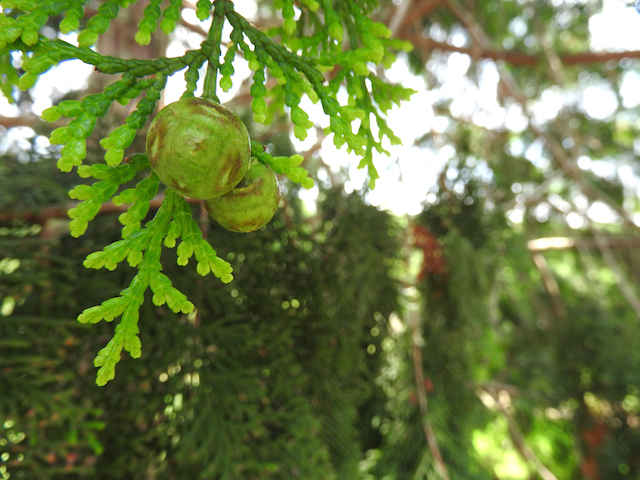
[{"left": 0, "top": 0, "right": 412, "bottom": 385}]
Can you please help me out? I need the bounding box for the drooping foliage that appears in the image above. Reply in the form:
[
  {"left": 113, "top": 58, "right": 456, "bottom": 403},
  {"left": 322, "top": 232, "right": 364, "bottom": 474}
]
[{"left": 368, "top": 160, "right": 640, "bottom": 479}]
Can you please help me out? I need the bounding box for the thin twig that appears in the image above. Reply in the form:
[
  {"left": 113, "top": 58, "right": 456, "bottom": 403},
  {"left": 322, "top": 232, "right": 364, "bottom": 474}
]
[
  {"left": 479, "top": 386, "right": 558, "bottom": 480},
  {"left": 531, "top": 252, "right": 565, "bottom": 319},
  {"left": 179, "top": 18, "right": 209, "bottom": 37},
  {"left": 592, "top": 233, "right": 640, "bottom": 318},
  {"left": 408, "top": 309, "right": 450, "bottom": 480},
  {"left": 388, "top": 0, "right": 414, "bottom": 35},
  {"left": 397, "top": 30, "right": 640, "bottom": 67},
  {"left": 528, "top": 236, "right": 640, "bottom": 252},
  {"left": 0, "top": 114, "right": 40, "bottom": 129},
  {"left": 0, "top": 194, "right": 198, "bottom": 225}
]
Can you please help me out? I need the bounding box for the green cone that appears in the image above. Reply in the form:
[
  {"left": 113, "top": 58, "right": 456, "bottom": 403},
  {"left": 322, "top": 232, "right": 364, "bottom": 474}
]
[
  {"left": 146, "top": 97, "right": 250, "bottom": 200},
  {"left": 206, "top": 161, "right": 280, "bottom": 232}
]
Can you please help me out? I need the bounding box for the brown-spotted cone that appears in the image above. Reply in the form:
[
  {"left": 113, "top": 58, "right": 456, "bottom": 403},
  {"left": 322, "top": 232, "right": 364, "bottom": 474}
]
[
  {"left": 146, "top": 97, "right": 250, "bottom": 200},
  {"left": 206, "top": 161, "right": 280, "bottom": 233}
]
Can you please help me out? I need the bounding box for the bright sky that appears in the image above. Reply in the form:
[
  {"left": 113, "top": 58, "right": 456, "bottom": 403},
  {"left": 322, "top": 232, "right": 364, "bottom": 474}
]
[{"left": 1, "top": 1, "right": 639, "bottom": 224}]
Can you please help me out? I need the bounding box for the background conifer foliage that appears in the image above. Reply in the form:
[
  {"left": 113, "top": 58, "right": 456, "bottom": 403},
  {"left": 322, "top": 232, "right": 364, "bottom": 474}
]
[{"left": 2, "top": 0, "right": 640, "bottom": 478}]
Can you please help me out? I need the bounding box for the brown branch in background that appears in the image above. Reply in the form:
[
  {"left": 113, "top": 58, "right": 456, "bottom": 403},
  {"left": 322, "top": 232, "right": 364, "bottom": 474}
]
[
  {"left": 0, "top": 195, "right": 198, "bottom": 225},
  {"left": 388, "top": 0, "right": 414, "bottom": 35},
  {"left": 181, "top": 0, "right": 196, "bottom": 10},
  {"left": 531, "top": 252, "right": 565, "bottom": 319},
  {"left": 538, "top": 25, "right": 567, "bottom": 85},
  {"left": 0, "top": 114, "right": 39, "bottom": 129},
  {"left": 179, "top": 18, "right": 209, "bottom": 37},
  {"left": 398, "top": 32, "right": 640, "bottom": 67},
  {"left": 408, "top": 310, "right": 450, "bottom": 480},
  {"left": 0, "top": 205, "right": 69, "bottom": 225},
  {"left": 553, "top": 50, "right": 640, "bottom": 65},
  {"left": 307, "top": 126, "right": 339, "bottom": 186}
]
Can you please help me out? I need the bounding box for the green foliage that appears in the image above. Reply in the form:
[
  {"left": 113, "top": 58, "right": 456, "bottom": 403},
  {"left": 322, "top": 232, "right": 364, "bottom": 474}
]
[
  {"left": 226, "top": 2, "right": 414, "bottom": 177},
  {"left": 66, "top": 154, "right": 148, "bottom": 237},
  {"left": 0, "top": 150, "right": 401, "bottom": 477},
  {"left": 0, "top": 0, "right": 413, "bottom": 384},
  {"left": 251, "top": 141, "right": 314, "bottom": 189},
  {"left": 44, "top": 75, "right": 153, "bottom": 171},
  {"left": 4, "top": 0, "right": 639, "bottom": 477},
  {"left": 0, "top": 50, "right": 18, "bottom": 101},
  {"left": 77, "top": 0, "right": 121, "bottom": 47},
  {"left": 78, "top": 187, "right": 236, "bottom": 385}
]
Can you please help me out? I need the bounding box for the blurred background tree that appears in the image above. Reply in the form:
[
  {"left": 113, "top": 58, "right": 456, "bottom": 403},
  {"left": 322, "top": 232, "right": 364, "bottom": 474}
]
[{"left": 2, "top": 0, "right": 640, "bottom": 479}]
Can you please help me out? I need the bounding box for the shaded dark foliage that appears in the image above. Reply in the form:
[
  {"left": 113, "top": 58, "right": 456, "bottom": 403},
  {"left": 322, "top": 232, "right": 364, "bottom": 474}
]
[{"left": 0, "top": 154, "right": 401, "bottom": 479}]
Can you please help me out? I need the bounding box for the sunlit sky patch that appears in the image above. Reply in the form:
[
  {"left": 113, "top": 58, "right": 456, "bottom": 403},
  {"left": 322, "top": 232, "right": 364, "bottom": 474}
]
[
  {"left": 589, "top": 0, "right": 640, "bottom": 51},
  {"left": 1, "top": 1, "right": 639, "bottom": 223}
]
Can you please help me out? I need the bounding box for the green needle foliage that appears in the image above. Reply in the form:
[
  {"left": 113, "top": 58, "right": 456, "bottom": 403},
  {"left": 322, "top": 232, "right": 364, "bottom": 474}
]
[
  {"left": 0, "top": 148, "right": 402, "bottom": 477},
  {"left": 0, "top": 0, "right": 413, "bottom": 384}
]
